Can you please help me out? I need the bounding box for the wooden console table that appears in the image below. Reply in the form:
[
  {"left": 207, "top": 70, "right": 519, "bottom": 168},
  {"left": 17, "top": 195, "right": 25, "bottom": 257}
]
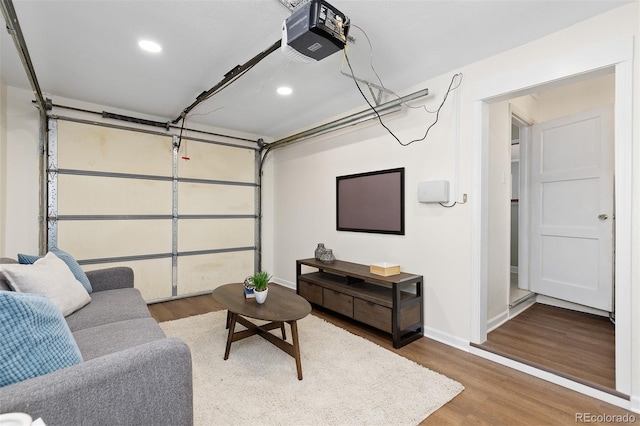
[{"left": 296, "top": 258, "right": 423, "bottom": 348}]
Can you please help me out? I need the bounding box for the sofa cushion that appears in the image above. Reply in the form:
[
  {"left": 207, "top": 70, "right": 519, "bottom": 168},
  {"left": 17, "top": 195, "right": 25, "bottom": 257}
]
[
  {"left": 65, "top": 288, "right": 150, "bottom": 332},
  {"left": 72, "top": 317, "right": 166, "bottom": 361},
  {"left": 18, "top": 248, "right": 93, "bottom": 293},
  {"left": 85, "top": 267, "right": 134, "bottom": 292},
  {"left": 0, "top": 292, "right": 83, "bottom": 387},
  {"left": 0, "top": 252, "right": 91, "bottom": 317}
]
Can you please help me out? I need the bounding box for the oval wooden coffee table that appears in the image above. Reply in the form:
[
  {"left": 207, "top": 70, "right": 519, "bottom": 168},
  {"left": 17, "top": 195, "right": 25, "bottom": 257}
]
[{"left": 212, "top": 283, "right": 312, "bottom": 380}]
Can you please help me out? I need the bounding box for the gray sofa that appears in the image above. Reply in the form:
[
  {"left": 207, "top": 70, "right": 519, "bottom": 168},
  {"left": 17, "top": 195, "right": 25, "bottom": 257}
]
[{"left": 0, "top": 260, "right": 193, "bottom": 426}]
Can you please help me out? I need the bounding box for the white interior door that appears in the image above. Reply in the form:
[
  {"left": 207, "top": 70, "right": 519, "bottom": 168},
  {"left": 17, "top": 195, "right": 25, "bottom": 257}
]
[{"left": 529, "top": 105, "right": 614, "bottom": 311}]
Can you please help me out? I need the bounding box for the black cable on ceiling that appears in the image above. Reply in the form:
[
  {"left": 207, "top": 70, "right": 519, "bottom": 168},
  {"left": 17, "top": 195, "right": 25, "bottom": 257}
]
[{"left": 344, "top": 51, "right": 462, "bottom": 147}]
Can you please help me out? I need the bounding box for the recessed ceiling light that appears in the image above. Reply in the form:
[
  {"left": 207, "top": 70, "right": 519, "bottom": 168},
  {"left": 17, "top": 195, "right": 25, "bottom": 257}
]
[
  {"left": 138, "top": 39, "right": 162, "bottom": 53},
  {"left": 277, "top": 86, "right": 293, "bottom": 96}
]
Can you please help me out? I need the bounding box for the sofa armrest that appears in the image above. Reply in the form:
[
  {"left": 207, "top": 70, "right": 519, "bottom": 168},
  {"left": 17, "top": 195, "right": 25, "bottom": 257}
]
[
  {"left": 85, "top": 267, "right": 134, "bottom": 292},
  {"left": 0, "top": 338, "right": 193, "bottom": 426}
]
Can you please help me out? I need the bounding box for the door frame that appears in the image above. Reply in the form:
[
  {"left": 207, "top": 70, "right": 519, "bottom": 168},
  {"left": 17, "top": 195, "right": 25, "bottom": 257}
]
[
  {"left": 470, "top": 37, "right": 634, "bottom": 398},
  {"left": 512, "top": 112, "right": 532, "bottom": 295}
]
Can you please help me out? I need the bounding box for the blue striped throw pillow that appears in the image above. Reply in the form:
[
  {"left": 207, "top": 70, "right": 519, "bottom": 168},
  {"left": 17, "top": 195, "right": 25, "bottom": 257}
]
[{"left": 0, "top": 292, "right": 83, "bottom": 387}]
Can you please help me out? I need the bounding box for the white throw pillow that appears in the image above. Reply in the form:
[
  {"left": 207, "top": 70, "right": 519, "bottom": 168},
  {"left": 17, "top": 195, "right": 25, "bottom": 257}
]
[{"left": 0, "top": 252, "right": 91, "bottom": 316}]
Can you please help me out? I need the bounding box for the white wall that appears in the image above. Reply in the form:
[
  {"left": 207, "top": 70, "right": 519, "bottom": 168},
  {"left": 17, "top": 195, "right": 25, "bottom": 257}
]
[
  {"left": 4, "top": 86, "right": 40, "bottom": 257},
  {"left": 271, "top": 85, "right": 472, "bottom": 340},
  {"left": 265, "top": 3, "right": 639, "bottom": 355},
  {"left": 268, "top": 69, "right": 471, "bottom": 342},
  {"left": 487, "top": 100, "right": 511, "bottom": 324},
  {"left": 536, "top": 73, "right": 615, "bottom": 122},
  {"left": 0, "top": 72, "right": 7, "bottom": 256}
]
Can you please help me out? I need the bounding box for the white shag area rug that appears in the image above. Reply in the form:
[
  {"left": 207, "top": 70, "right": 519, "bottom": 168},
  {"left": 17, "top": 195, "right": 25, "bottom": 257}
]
[{"left": 160, "top": 311, "right": 464, "bottom": 426}]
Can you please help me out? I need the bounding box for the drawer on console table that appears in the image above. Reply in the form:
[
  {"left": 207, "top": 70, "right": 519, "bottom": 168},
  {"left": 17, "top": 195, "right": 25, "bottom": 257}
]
[
  {"left": 354, "top": 298, "right": 392, "bottom": 333},
  {"left": 298, "top": 279, "right": 323, "bottom": 305},
  {"left": 323, "top": 288, "right": 353, "bottom": 317}
]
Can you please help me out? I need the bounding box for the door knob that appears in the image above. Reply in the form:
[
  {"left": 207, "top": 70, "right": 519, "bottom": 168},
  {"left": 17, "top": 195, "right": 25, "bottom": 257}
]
[{"left": 598, "top": 214, "right": 608, "bottom": 221}]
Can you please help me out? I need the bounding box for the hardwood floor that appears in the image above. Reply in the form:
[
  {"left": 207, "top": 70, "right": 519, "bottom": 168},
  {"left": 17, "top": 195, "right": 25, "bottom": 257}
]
[
  {"left": 148, "top": 290, "right": 638, "bottom": 425},
  {"left": 479, "top": 303, "right": 617, "bottom": 394}
]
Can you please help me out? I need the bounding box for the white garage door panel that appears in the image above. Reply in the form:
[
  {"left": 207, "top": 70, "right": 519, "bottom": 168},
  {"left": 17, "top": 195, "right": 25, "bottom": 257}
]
[
  {"left": 57, "top": 121, "right": 172, "bottom": 176},
  {"left": 177, "top": 251, "right": 254, "bottom": 295},
  {"left": 51, "top": 118, "right": 257, "bottom": 302},
  {"left": 178, "top": 219, "right": 254, "bottom": 252},
  {"left": 57, "top": 220, "right": 171, "bottom": 259},
  {"left": 83, "top": 258, "right": 172, "bottom": 301},
  {"left": 178, "top": 142, "right": 255, "bottom": 182},
  {"left": 178, "top": 182, "right": 254, "bottom": 215},
  {"left": 58, "top": 175, "right": 172, "bottom": 215}
]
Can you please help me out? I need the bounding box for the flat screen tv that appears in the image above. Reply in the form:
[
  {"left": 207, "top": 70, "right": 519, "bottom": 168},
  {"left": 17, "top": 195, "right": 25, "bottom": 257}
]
[{"left": 336, "top": 167, "right": 405, "bottom": 235}]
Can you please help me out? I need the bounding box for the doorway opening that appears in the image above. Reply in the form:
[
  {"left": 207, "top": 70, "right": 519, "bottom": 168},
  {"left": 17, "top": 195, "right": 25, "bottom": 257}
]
[
  {"left": 470, "top": 37, "right": 633, "bottom": 405},
  {"left": 483, "top": 73, "right": 617, "bottom": 394}
]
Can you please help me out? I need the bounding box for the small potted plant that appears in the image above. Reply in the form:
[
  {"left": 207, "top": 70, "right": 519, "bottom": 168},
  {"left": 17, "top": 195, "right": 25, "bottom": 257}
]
[{"left": 252, "top": 271, "right": 271, "bottom": 304}]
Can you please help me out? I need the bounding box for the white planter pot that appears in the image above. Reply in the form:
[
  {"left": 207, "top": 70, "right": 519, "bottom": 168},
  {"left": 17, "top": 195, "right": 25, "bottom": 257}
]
[{"left": 255, "top": 288, "right": 268, "bottom": 304}]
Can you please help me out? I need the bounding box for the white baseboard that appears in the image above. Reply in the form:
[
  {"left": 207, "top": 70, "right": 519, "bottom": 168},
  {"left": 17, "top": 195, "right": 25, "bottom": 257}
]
[
  {"left": 273, "top": 277, "right": 296, "bottom": 290},
  {"left": 487, "top": 310, "right": 510, "bottom": 332},
  {"left": 508, "top": 296, "right": 536, "bottom": 318},
  {"left": 486, "top": 296, "right": 536, "bottom": 332},
  {"left": 631, "top": 394, "right": 640, "bottom": 414},
  {"left": 423, "top": 326, "right": 470, "bottom": 352}
]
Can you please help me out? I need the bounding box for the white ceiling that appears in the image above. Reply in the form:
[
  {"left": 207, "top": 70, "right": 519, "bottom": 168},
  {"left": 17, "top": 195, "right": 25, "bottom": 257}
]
[{"left": 0, "top": 0, "right": 631, "bottom": 141}]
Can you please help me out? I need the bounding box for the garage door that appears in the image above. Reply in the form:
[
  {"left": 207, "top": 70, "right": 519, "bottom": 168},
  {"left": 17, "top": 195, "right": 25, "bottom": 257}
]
[{"left": 47, "top": 118, "right": 257, "bottom": 301}]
